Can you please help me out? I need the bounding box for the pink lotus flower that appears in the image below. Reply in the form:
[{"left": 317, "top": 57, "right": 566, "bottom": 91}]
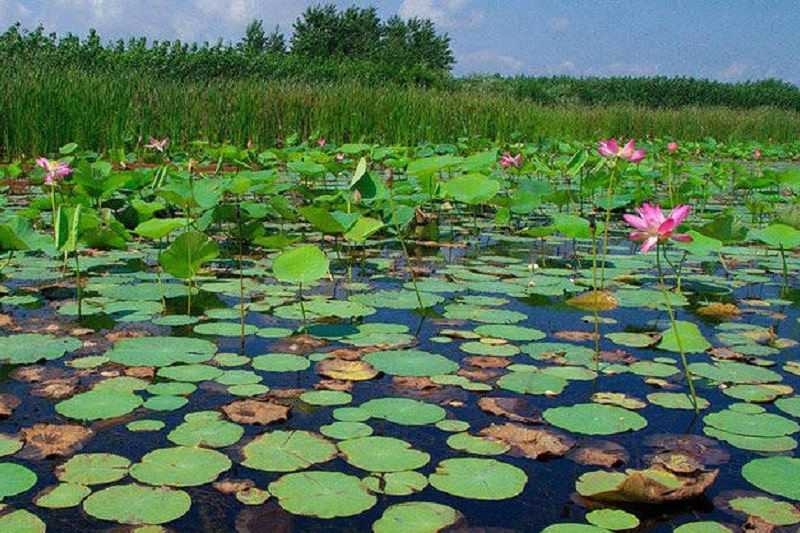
[
  {"left": 144, "top": 137, "right": 169, "bottom": 152},
  {"left": 499, "top": 152, "right": 521, "bottom": 169},
  {"left": 36, "top": 157, "right": 73, "bottom": 185},
  {"left": 335, "top": 153, "right": 345, "bottom": 163},
  {"left": 754, "top": 149, "right": 762, "bottom": 160},
  {"left": 667, "top": 141, "right": 678, "bottom": 152},
  {"left": 598, "top": 138, "right": 645, "bottom": 163},
  {"left": 316, "top": 137, "right": 327, "bottom": 148},
  {"left": 623, "top": 202, "right": 692, "bottom": 253}
]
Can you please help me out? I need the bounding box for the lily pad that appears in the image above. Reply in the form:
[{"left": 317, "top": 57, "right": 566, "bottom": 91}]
[
  {"left": 55, "top": 390, "right": 143, "bottom": 420},
  {"left": 130, "top": 446, "right": 231, "bottom": 486},
  {"left": 0, "top": 508, "right": 46, "bottom": 531},
  {"left": 373, "top": 501, "right": 463, "bottom": 532},
  {"left": 363, "top": 349, "right": 458, "bottom": 377},
  {"left": 585, "top": 508, "right": 641, "bottom": 530},
  {"left": 167, "top": 417, "right": 244, "bottom": 448},
  {"left": 269, "top": 471, "right": 375, "bottom": 518},
  {"left": 107, "top": 336, "right": 217, "bottom": 367},
  {"left": 362, "top": 471, "right": 428, "bottom": 496},
  {"left": 728, "top": 495, "right": 800, "bottom": 526},
  {"left": 55, "top": 453, "right": 131, "bottom": 485},
  {"left": 338, "top": 436, "right": 430, "bottom": 472},
  {"left": 82, "top": 483, "right": 191, "bottom": 525},
  {"left": 241, "top": 430, "right": 337, "bottom": 472},
  {"left": 34, "top": 483, "right": 91, "bottom": 509},
  {"left": 0, "top": 463, "right": 37, "bottom": 498},
  {"left": 544, "top": 403, "right": 648, "bottom": 435},
  {"left": 360, "top": 397, "right": 446, "bottom": 426},
  {"left": 742, "top": 456, "right": 800, "bottom": 500},
  {"left": 0, "top": 334, "right": 82, "bottom": 365},
  {"left": 428, "top": 458, "right": 527, "bottom": 500}
]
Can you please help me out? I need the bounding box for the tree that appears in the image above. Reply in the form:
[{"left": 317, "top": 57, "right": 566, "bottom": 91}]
[{"left": 238, "top": 19, "right": 267, "bottom": 56}]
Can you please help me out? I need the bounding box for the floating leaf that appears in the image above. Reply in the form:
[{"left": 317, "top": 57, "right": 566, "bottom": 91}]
[
  {"left": 34, "top": 483, "right": 91, "bottom": 509},
  {"left": 360, "top": 397, "right": 446, "bottom": 426},
  {"left": 55, "top": 453, "right": 130, "bottom": 486},
  {"left": 300, "top": 390, "right": 352, "bottom": 406},
  {"left": 83, "top": 483, "right": 191, "bottom": 525},
  {"left": 742, "top": 457, "right": 800, "bottom": 500},
  {"left": 241, "top": 430, "right": 337, "bottom": 472},
  {"left": 131, "top": 446, "right": 231, "bottom": 487},
  {"left": 585, "top": 509, "right": 640, "bottom": 530},
  {"left": 338, "top": 436, "right": 430, "bottom": 472},
  {"left": 373, "top": 502, "right": 463, "bottom": 532},
  {"left": 0, "top": 508, "right": 46, "bottom": 531},
  {"left": 221, "top": 399, "right": 290, "bottom": 425},
  {"left": 0, "top": 334, "right": 82, "bottom": 365},
  {"left": 272, "top": 245, "right": 329, "bottom": 284},
  {"left": 0, "top": 463, "right": 37, "bottom": 498},
  {"left": 729, "top": 495, "right": 800, "bottom": 526},
  {"left": 55, "top": 390, "right": 143, "bottom": 420},
  {"left": 428, "top": 458, "right": 527, "bottom": 500},
  {"left": 689, "top": 361, "right": 782, "bottom": 384},
  {"left": 19, "top": 424, "right": 93, "bottom": 459},
  {"left": 363, "top": 349, "right": 458, "bottom": 377},
  {"left": 658, "top": 320, "right": 711, "bottom": 353},
  {"left": 479, "top": 423, "right": 574, "bottom": 459},
  {"left": 269, "top": 471, "right": 376, "bottom": 518},
  {"left": 167, "top": 417, "right": 244, "bottom": 448},
  {"left": 544, "top": 403, "right": 647, "bottom": 435},
  {"left": 107, "top": 336, "right": 217, "bottom": 367}
]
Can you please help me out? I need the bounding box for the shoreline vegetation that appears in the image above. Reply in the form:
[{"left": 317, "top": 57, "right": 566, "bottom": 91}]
[{"left": 2, "top": 8, "right": 799, "bottom": 158}]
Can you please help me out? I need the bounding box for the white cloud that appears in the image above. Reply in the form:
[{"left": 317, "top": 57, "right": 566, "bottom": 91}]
[
  {"left": 719, "top": 62, "right": 747, "bottom": 80},
  {"left": 399, "top": 0, "right": 484, "bottom": 28}
]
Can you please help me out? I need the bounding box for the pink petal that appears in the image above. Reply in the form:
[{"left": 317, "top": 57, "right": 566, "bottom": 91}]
[
  {"left": 623, "top": 213, "right": 649, "bottom": 231},
  {"left": 628, "top": 149, "right": 645, "bottom": 163},
  {"left": 658, "top": 218, "right": 677, "bottom": 235},
  {"left": 667, "top": 204, "right": 691, "bottom": 225},
  {"left": 639, "top": 237, "right": 658, "bottom": 253},
  {"left": 671, "top": 233, "right": 693, "bottom": 243}
]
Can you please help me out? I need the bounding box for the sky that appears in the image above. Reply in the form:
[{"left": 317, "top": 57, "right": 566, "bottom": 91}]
[{"left": 1, "top": 0, "right": 798, "bottom": 85}]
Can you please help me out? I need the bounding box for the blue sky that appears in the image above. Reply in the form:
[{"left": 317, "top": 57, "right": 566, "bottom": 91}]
[{"left": 1, "top": 1, "right": 797, "bottom": 85}]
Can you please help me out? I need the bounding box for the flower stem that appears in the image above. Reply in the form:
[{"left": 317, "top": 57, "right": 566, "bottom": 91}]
[
  {"left": 387, "top": 181, "right": 424, "bottom": 311},
  {"left": 656, "top": 242, "right": 698, "bottom": 413},
  {"left": 599, "top": 166, "right": 616, "bottom": 289}
]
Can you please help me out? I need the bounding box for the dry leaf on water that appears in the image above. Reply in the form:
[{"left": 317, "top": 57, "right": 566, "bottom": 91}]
[
  {"left": 568, "top": 440, "right": 629, "bottom": 468},
  {"left": 222, "top": 399, "right": 290, "bottom": 425},
  {"left": 479, "top": 422, "right": 575, "bottom": 459},
  {"left": 477, "top": 397, "right": 542, "bottom": 424},
  {"left": 19, "top": 423, "right": 94, "bottom": 459}
]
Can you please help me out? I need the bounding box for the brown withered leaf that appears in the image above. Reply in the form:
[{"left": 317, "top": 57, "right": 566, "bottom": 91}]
[
  {"left": 568, "top": 440, "right": 629, "bottom": 468},
  {"left": 477, "top": 397, "right": 542, "bottom": 424},
  {"left": 11, "top": 366, "right": 66, "bottom": 383},
  {"left": 124, "top": 366, "right": 156, "bottom": 379},
  {"left": 696, "top": 302, "right": 741, "bottom": 319},
  {"left": 30, "top": 379, "right": 78, "bottom": 399},
  {"left": 599, "top": 350, "right": 637, "bottom": 364},
  {"left": 214, "top": 478, "right": 255, "bottom": 495},
  {"left": 463, "top": 356, "right": 512, "bottom": 368},
  {"left": 324, "top": 347, "right": 377, "bottom": 360},
  {"left": 315, "top": 358, "right": 379, "bottom": 381},
  {"left": 392, "top": 376, "right": 440, "bottom": 390},
  {"left": 19, "top": 423, "right": 94, "bottom": 459},
  {"left": 644, "top": 434, "right": 730, "bottom": 467},
  {"left": 457, "top": 367, "right": 503, "bottom": 382},
  {"left": 554, "top": 331, "right": 596, "bottom": 342},
  {"left": 0, "top": 313, "right": 14, "bottom": 328},
  {"left": 314, "top": 380, "right": 353, "bottom": 392},
  {"left": 0, "top": 394, "right": 21, "bottom": 417},
  {"left": 615, "top": 466, "right": 719, "bottom": 504},
  {"left": 267, "top": 389, "right": 305, "bottom": 400},
  {"left": 650, "top": 452, "right": 704, "bottom": 475},
  {"left": 221, "top": 400, "right": 290, "bottom": 425},
  {"left": 743, "top": 515, "right": 776, "bottom": 533},
  {"left": 566, "top": 290, "right": 618, "bottom": 311},
  {"left": 270, "top": 334, "right": 328, "bottom": 355},
  {"left": 707, "top": 347, "right": 749, "bottom": 362},
  {"left": 479, "top": 423, "right": 575, "bottom": 459}
]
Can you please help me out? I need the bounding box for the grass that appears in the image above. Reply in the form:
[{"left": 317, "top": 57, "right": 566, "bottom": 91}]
[{"left": 2, "top": 65, "right": 800, "bottom": 159}]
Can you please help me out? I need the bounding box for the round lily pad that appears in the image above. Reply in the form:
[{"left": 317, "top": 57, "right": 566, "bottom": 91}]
[
  {"left": 83, "top": 483, "right": 191, "bottom": 525},
  {"left": 704, "top": 427, "right": 797, "bottom": 453},
  {"left": 143, "top": 395, "right": 188, "bottom": 411},
  {"left": 648, "top": 392, "right": 710, "bottom": 410},
  {"left": 446, "top": 432, "right": 511, "bottom": 455},
  {"left": 729, "top": 496, "right": 800, "bottom": 526},
  {"left": 241, "top": 430, "right": 337, "bottom": 472},
  {"left": 351, "top": 289, "right": 444, "bottom": 309},
  {"left": 56, "top": 453, "right": 131, "bottom": 485},
  {"left": 360, "top": 397, "right": 446, "bottom": 426},
  {"left": 127, "top": 420, "right": 165, "bottom": 432},
  {"left": 0, "top": 463, "right": 37, "bottom": 498},
  {"left": 498, "top": 370, "right": 568, "bottom": 395},
  {"left": 0, "top": 333, "right": 82, "bottom": 364},
  {"left": 586, "top": 508, "right": 641, "bottom": 530},
  {"left": 269, "top": 471, "right": 376, "bottom": 518},
  {"left": 689, "top": 361, "right": 782, "bottom": 384},
  {"left": 474, "top": 324, "right": 546, "bottom": 341},
  {"left": 300, "top": 390, "right": 352, "bottom": 406},
  {"left": 167, "top": 418, "right": 244, "bottom": 448},
  {"left": 363, "top": 349, "right": 458, "bottom": 377},
  {"left": 130, "top": 446, "right": 231, "bottom": 486},
  {"left": 373, "top": 501, "right": 463, "bottom": 532},
  {"left": 55, "top": 390, "right": 143, "bottom": 420},
  {"left": 0, "top": 435, "right": 23, "bottom": 457},
  {"left": 460, "top": 341, "right": 520, "bottom": 357},
  {"left": 107, "top": 336, "right": 217, "bottom": 367},
  {"left": 338, "top": 436, "right": 430, "bottom": 472},
  {"left": 0, "top": 508, "right": 46, "bottom": 532},
  {"left": 673, "top": 521, "right": 733, "bottom": 533},
  {"left": 320, "top": 421, "right": 373, "bottom": 440},
  {"left": 429, "top": 458, "right": 527, "bottom": 500},
  {"left": 775, "top": 396, "right": 800, "bottom": 418},
  {"left": 544, "top": 403, "right": 648, "bottom": 435},
  {"left": 193, "top": 321, "right": 259, "bottom": 336},
  {"left": 157, "top": 364, "right": 224, "bottom": 382},
  {"left": 252, "top": 353, "right": 310, "bottom": 372},
  {"left": 214, "top": 370, "right": 262, "bottom": 386},
  {"left": 742, "top": 457, "right": 800, "bottom": 500},
  {"left": 34, "top": 483, "right": 91, "bottom": 508},
  {"left": 146, "top": 382, "right": 197, "bottom": 396}
]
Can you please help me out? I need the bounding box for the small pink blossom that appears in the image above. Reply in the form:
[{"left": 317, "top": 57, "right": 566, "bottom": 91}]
[
  {"left": 144, "top": 137, "right": 169, "bottom": 152},
  {"left": 623, "top": 202, "right": 692, "bottom": 253},
  {"left": 36, "top": 157, "right": 73, "bottom": 185},
  {"left": 316, "top": 137, "right": 327, "bottom": 147},
  {"left": 754, "top": 149, "right": 762, "bottom": 160},
  {"left": 598, "top": 138, "right": 645, "bottom": 163},
  {"left": 335, "top": 153, "right": 345, "bottom": 163},
  {"left": 499, "top": 152, "right": 521, "bottom": 169},
  {"left": 667, "top": 141, "right": 678, "bottom": 152}
]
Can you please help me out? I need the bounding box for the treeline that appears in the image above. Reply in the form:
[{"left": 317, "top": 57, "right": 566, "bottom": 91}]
[
  {"left": 456, "top": 75, "right": 800, "bottom": 111},
  {"left": 0, "top": 4, "right": 454, "bottom": 85}
]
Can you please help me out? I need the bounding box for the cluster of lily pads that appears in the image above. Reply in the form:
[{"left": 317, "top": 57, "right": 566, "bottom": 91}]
[{"left": 0, "top": 137, "right": 798, "bottom": 531}]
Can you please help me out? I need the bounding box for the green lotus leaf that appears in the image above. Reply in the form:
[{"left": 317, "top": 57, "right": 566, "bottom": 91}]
[
  {"left": 585, "top": 508, "right": 641, "bottom": 530},
  {"left": 673, "top": 522, "right": 733, "bottom": 533},
  {"left": 167, "top": 418, "right": 244, "bottom": 448},
  {"left": 156, "top": 364, "right": 224, "bottom": 382},
  {"left": 214, "top": 369, "right": 262, "bottom": 386},
  {"left": 474, "top": 324, "right": 546, "bottom": 341},
  {"left": 360, "top": 397, "right": 446, "bottom": 426},
  {"left": 459, "top": 341, "right": 520, "bottom": 357},
  {"left": 498, "top": 370, "right": 568, "bottom": 395},
  {"left": 363, "top": 349, "right": 458, "bottom": 377},
  {"left": 56, "top": 390, "right": 143, "bottom": 420},
  {"left": 742, "top": 457, "right": 800, "bottom": 500},
  {"left": 647, "top": 392, "right": 709, "bottom": 410},
  {"left": 544, "top": 403, "right": 647, "bottom": 435},
  {"left": 251, "top": 353, "right": 310, "bottom": 372},
  {"left": 147, "top": 382, "right": 197, "bottom": 396},
  {"left": 127, "top": 420, "right": 165, "bottom": 432},
  {"left": 429, "top": 458, "right": 526, "bottom": 500},
  {"left": 93, "top": 376, "right": 149, "bottom": 392},
  {"left": 34, "top": 483, "right": 91, "bottom": 508},
  {"left": 338, "top": 436, "right": 430, "bottom": 472},
  {"left": 444, "top": 304, "right": 527, "bottom": 324},
  {"left": 333, "top": 407, "right": 371, "bottom": 422},
  {"left": 0, "top": 508, "right": 46, "bottom": 532},
  {"left": 689, "top": 361, "right": 782, "bottom": 384},
  {"left": 82, "top": 483, "right": 191, "bottom": 525},
  {"left": 55, "top": 453, "right": 131, "bottom": 485},
  {"left": 444, "top": 173, "right": 500, "bottom": 205},
  {"left": 106, "top": 336, "right": 217, "bottom": 367},
  {"left": 192, "top": 322, "right": 259, "bottom": 336},
  {"left": 446, "top": 432, "right": 511, "bottom": 455},
  {"left": 0, "top": 463, "right": 37, "bottom": 498},
  {"left": 373, "top": 501, "right": 463, "bottom": 532},
  {"left": 704, "top": 407, "right": 799, "bottom": 437},
  {"left": 300, "top": 390, "right": 352, "bottom": 406},
  {"left": 0, "top": 435, "right": 23, "bottom": 457},
  {"left": 776, "top": 396, "right": 800, "bottom": 418},
  {"left": 704, "top": 427, "right": 796, "bottom": 453},
  {"left": 272, "top": 245, "right": 329, "bottom": 284},
  {"left": 540, "top": 524, "right": 609, "bottom": 533},
  {"left": 320, "top": 421, "right": 373, "bottom": 440},
  {"left": 729, "top": 495, "right": 800, "bottom": 526},
  {"left": 657, "top": 320, "right": 711, "bottom": 353},
  {"left": 143, "top": 395, "right": 188, "bottom": 412},
  {"left": 131, "top": 446, "right": 231, "bottom": 487},
  {"left": 241, "top": 430, "right": 337, "bottom": 472},
  {"left": 159, "top": 230, "right": 219, "bottom": 280},
  {"left": 301, "top": 298, "right": 376, "bottom": 319},
  {"left": 269, "top": 471, "right": 376, "bottom": 518},
  {"left": 0, "top": 333, "right": 82, "bottom": 365},
  {"left": 351, "top": 290, "right": 444, "bottom": 309}
]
